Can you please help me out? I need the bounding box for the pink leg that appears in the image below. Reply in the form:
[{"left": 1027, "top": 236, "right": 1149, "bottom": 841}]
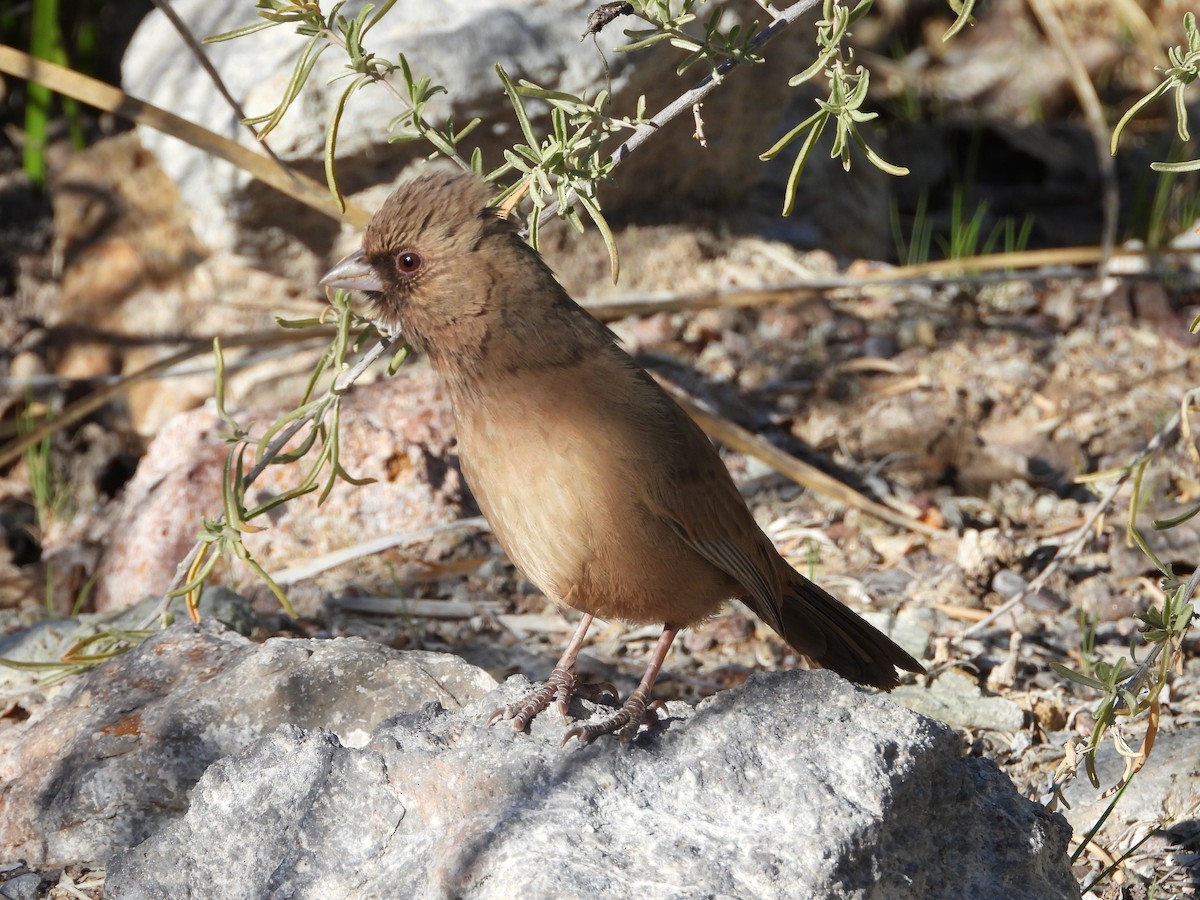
[
  {"left": 488, "top": 614, "right": 616, "bottom": 731},
  {"left": 564, "top": 625, "right": 679, "bottom": 745}
]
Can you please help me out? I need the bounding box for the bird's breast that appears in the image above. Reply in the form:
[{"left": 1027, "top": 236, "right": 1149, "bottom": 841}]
[{"left": 449, "top": 361, "right": 737, "bottom": 624}]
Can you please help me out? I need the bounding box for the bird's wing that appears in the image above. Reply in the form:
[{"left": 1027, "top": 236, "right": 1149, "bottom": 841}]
[{"left": 640, "top": 400, "right": 788, "bottom": 634}]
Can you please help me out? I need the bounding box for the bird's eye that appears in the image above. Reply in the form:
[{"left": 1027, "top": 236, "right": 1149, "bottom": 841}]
[{"left": 396, "top": 251, "right": 423, "bottom": 275}]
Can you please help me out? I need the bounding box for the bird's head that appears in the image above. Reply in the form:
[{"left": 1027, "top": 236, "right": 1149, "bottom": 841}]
[
  {"left": 321, "top": 171, "right": 612, "bottom": 381},
  {"left": 319, "top": 172, "right": 511, "bottom": 358}
]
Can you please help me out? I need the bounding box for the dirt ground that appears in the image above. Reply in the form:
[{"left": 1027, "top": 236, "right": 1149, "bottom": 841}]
[{"left": 2, "top": 2, "right": 1200, "bottom": 897}]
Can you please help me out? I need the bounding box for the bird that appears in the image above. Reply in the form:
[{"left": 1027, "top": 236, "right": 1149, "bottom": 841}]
[{"left": 320, "top": 172, "right": 925, "bottom": 744}]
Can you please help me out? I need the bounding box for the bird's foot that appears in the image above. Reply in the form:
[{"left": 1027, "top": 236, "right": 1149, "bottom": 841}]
[
  {"left": 562, "top": 687, "right": 665, "bottom": 746},
  {"left": 488, "top": 667, "right": 617, "bottom": 731}
]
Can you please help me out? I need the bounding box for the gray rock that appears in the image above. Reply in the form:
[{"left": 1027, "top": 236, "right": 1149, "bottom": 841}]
[
  {"left": 0, "top": 873, "right": 43, "bottom": 900},
  {"left": 121, "top": 1, "right": 810, "bottom": 275},
  {"left": 890, "top": 669, "right": 1026, "bottom": 733},
  {"left": 108, "top": 670, "right": 1077, "bottom": 899},
  {"left": 0, "top": 623, "right": 495, "bottom": 864}
]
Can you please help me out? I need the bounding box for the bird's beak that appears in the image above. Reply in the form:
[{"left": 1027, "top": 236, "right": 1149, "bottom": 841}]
[{"left": 319, "top": 249, "right": 384, "bottom": 293}]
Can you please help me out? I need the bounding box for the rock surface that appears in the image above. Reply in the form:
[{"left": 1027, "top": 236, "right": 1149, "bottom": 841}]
[
  {"left": 106, "top": 667, "right": 1078, "bottom": 899},
  {"left": 0, "top": 623, "right": 496, "bottom": 865},
  {"left": 0, "top": 620, "right": 1077, "bottom": 898}
]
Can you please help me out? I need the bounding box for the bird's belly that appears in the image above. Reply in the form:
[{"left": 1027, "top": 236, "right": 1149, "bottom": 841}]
[{"left": 458, "top": 404, "right": 736, "bottom": 625}]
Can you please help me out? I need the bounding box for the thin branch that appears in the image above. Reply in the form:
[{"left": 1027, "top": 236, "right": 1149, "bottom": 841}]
[
  {"left": 273, "top": 516, "right": 489, "bottom": 585},
  {"left": 140, "top": 328, "right": 399, "bottom": 625},
  {"left": 0, "top": 45, "right": 370, "bottom": 226},
  {"left": 1115, "top": 565, "right": 1200, "bottom": 701},
  {"left": 6, "top": 241, "right": 1194, "bottom": 467},
  {"left": 149, "top": 0, "right": 291, "bottom": 171},
  {"left": 538, "top": 0, "right": 822, "bottom": 224},
  {"left": 0, "top": 328, "right": 332, "bottom": 470},
  {"left": 659, "top": 380, "right": 947, "bottom": 539},
  {"left": 318, "top": 29, "right": 473, "bottom": 175},
  {"left": 587, "top": 244, "right": 1200, "bottom": 320}
]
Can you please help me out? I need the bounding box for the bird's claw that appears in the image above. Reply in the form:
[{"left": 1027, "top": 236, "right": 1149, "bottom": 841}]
[
  {"left": 562, "top": 688, "right": 662, "bottom": 746},
  {"left": 488, "top": 666, "right": 578, "bottom": 731},
  {"left": 490, "top": 668, "right": 626, "bottom": 731}
]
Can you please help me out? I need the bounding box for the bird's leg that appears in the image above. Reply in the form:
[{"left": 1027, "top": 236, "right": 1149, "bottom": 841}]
[
  {"left": 488, "top": 614, "right": 616, "bottom": 731},
  {"left": 564, "top": 624, "right": 679, "bottom": 746}
]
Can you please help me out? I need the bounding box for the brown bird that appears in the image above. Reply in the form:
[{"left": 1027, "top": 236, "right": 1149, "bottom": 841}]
[{"left": 321, "top": 172, "right": 924, "bottom": 744}]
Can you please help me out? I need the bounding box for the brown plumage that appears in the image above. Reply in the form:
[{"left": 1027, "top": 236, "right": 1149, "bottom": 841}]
[{"left": 320, "top": 172, "right": 924, "bottom": 743}]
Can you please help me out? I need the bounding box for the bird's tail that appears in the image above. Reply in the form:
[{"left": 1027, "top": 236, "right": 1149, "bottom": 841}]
[{"left": 743, "top": 567, "right": 925, "bottom": 690}]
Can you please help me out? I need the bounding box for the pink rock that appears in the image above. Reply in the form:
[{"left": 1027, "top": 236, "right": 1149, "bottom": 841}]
[{"left": 94, "top": 363, "right": 466, "bottom": 612}]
